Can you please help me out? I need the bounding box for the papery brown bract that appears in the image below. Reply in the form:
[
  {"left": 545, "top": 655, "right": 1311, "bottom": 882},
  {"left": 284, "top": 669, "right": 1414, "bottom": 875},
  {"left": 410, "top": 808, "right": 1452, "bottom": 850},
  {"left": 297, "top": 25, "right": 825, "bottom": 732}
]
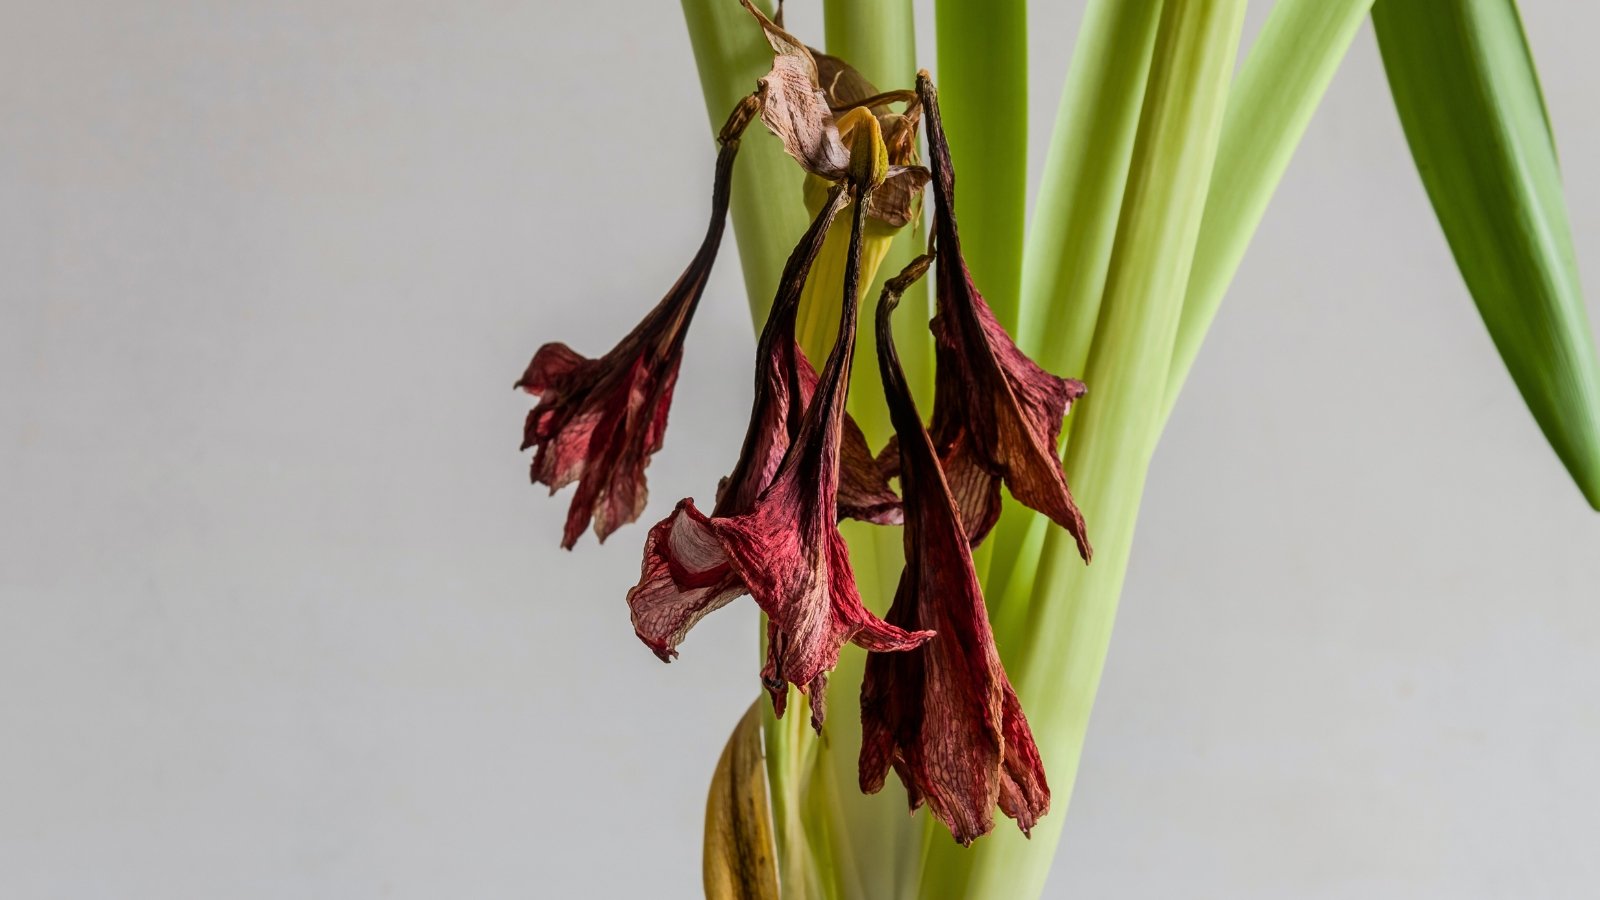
[
  {"left": 517, "top": 129, "right": 746, "bottom": 549},
  {"left": 859, "top": 256, "right": 1050, "bottom": 845},
  {"left": 915, "top": 71, "right": 1091, "bottom": 558},
  {"left": 742, "top": 0, "right": 928, "bottom": 228},
  {"left": 741, "top": 0, "right": 849, "bottom": 181}
]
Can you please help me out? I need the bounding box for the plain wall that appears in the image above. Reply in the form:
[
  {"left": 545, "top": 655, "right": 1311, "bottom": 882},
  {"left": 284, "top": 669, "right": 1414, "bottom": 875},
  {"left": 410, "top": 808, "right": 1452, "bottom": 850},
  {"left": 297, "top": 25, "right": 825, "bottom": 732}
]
[{"left": 3, "top": 1, "right": 1599, "bottom": 897}]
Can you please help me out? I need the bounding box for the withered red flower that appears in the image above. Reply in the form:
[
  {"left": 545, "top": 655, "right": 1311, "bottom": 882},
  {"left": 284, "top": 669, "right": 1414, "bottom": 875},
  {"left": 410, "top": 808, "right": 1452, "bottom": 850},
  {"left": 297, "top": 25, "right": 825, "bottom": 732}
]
[
  {"left": 860, "top": 255, "right": 1050, "bottom": 845},
  {"left": 517, "top": 98, "right": 759, "bottom": 549},
  {"left": 630, "top": 185, "right": 899, "bottom": 670},
  {"left": 629, "top": 151, "right": 931, "bottom": 729},
  {"left": 915, "top": 71, "right": 1091, "bottom": 558}
]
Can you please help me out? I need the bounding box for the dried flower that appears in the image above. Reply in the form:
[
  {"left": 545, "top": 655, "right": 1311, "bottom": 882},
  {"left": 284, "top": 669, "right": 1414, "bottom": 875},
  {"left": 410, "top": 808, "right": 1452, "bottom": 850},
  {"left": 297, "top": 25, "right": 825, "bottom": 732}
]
[
  {"left": 860, "top": 255, "right": 1050, "bottom": 845},
  {"left": 916, "top": 71, "right": 1091, "bottom": 558},
  {"left": 629, "top": 120, "right": 930, "bottom": 729},
  {"left": 630, "top": 184, "right": 898, "bottom": 668},
  {"left": 516, "top": 98, "right": 761, "bottom": 549}
]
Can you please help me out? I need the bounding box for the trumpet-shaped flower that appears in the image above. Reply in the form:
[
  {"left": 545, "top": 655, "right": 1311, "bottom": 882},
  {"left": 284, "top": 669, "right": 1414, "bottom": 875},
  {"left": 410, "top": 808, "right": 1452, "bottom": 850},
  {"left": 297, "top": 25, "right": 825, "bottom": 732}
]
[{"left": 860, "top": 256, "right": 1050, "bottom": 845}]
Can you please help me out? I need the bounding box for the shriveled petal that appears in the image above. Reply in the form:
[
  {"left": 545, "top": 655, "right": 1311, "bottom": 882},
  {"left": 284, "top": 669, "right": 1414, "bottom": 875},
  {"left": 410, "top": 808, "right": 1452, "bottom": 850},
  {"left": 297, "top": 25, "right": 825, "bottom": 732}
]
[
  {"left": 868, "top": 165, "right": 930, "bottom": 229},
  {"left": 741, "top": 0, "right": 849, "bottom": 181},
  {"left": 860, "top": 254, "right": 1050, "bottom": 845},
  {"left": 916, "top": 71, "right": 1091, "bottom": 560},
  {"left": 837, "top": 413, "right": 902, "bottom": 525},
  {"left": 714, "top": 471, "right": 928, "bottom": 719},
  {"left": 932, "top": 432, "right": 1005, "bottom": 546},
  {"left": 743, "top": 3, "right": 928, "bottom": 229},
  {"left": 517, "top": 114, "right": 746, "bottom": 549},
  {"left": 627, "top": 500, "right": 744, "bottom": 662},
  {"left": 997, "top": 682, "right": 1050, "bottom": 835},
  {"left": 712, "top": 186, "right": 898, "bottom": 524}
]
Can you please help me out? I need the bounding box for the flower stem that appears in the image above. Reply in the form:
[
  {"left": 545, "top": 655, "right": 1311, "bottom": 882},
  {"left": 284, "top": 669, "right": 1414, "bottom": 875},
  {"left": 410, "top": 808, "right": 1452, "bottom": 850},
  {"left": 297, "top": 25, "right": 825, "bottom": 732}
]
[{"left": 925, "top": 2, "right": 1247, "bottom": 896}]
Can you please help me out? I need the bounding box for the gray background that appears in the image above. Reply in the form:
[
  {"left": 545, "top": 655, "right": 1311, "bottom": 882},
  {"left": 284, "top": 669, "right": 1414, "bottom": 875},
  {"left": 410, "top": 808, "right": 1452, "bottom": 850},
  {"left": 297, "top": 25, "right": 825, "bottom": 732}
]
[{"left": 3, "top": 1, "right": 1598, "bottom": 898}]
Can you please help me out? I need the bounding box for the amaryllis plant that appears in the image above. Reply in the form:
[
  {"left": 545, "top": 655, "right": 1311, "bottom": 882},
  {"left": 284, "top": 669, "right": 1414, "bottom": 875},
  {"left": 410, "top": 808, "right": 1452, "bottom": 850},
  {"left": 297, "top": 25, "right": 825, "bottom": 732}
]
[{"left": 516, "top": 0, "right": 1600, "bottom": 897}]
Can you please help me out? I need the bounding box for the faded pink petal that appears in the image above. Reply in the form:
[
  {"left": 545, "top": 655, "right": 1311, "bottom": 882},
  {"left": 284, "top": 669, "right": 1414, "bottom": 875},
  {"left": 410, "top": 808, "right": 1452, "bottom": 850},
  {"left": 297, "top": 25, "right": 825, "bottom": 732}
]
[
  {"left": 916, "top": 72, "right": 1091, "bottom": 558},
  {"left": 860, "top": 255, "right": 1050, "bottom": 845}
]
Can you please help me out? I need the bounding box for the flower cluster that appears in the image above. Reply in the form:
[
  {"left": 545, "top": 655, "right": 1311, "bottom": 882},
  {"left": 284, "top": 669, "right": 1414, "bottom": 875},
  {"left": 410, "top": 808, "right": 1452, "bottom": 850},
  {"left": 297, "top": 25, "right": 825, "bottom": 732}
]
[{"left": 515, "top": 7, "right": 1089, "bottom": 845}]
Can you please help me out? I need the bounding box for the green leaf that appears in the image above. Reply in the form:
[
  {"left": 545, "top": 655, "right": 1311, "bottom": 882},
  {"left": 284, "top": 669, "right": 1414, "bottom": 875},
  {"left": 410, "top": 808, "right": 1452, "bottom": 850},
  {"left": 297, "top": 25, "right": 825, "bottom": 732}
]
[{"left": 1373, "top": 0, "right": 1600, "bottom": 508}]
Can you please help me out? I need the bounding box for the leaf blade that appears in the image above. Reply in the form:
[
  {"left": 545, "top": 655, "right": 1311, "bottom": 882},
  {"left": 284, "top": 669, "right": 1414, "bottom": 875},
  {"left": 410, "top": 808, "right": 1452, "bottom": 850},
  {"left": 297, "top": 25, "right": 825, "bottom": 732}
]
[{"left": 1373, "top": 0, "right": 1600, "bottom": 508}]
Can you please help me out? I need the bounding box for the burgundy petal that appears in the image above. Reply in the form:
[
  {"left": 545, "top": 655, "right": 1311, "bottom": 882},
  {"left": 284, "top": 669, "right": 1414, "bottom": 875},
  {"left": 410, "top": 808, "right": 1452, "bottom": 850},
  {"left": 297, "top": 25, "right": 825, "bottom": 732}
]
[
  {"left": 915, "top": 71, "right": 1091, "bottom": 559},
  {"left": 518, "top": 99, "right": 759, "bottom": 549},
  {"left": 627, "top": 500, "right": 744, "bottom": 663},
  {"left": 859, "top": 254, "right": 1050, "bottom": 845}
]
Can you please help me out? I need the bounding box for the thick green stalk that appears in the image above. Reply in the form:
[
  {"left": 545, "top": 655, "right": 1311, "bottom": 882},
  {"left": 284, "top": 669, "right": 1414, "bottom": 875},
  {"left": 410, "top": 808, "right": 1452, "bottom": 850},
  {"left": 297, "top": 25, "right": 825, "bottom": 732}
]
[
  {"left": 924, "top": 2, "right": 1247, "bottom": 897},
  {"left": 681, "top": 0, "right": 810, "bottom": 321},
  {"left": 1373, "top": 0, "right": 1600, "bottom": 508},
  {"left": 980, "top": 0, "right": 1165, "bottom": 619},
  {"left": 1163, "top": 0, "right": 1376, "bottom": 417},
  {"left": 1015, "top": 0, "right": 1165, "bottom": 378},
  {"left": 933, "top": 0, "right": 1028, "bottom": 333}
]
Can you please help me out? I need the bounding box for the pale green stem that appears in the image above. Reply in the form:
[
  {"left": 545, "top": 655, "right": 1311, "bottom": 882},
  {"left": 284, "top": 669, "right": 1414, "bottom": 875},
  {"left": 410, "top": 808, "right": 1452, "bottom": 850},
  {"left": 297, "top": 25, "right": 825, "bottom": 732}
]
[
  {"left": 1163, "top": 0, "right": 1376, "bottom": 418},
  {"left": 933, "top": 0, "right": 1028, "bottom": 333},
  {"left": 981, "top": 0, "right": 1166, "bottom": 627},
  {"left": 922, "top": 3, "right": 1247, "bottom": 898}
]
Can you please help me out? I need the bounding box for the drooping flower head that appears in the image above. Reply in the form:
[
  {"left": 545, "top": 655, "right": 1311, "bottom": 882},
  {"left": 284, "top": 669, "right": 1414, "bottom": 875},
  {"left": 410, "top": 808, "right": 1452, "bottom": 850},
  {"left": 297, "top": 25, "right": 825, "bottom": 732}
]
[
  {"left": 628, "top": 117, "right": 932, "bottom": 730},
  {"left": 516, "top": 97, "right": 762, "bottom": 549},
  {"left": 629, "top": 181, "right": 900, "bottom": 669},
  {"left": 916, "top": 71, "right": 1092, "bottom": 557},
  {"left": 860, "top": 255, "right": 1050, "bottom": 845}
]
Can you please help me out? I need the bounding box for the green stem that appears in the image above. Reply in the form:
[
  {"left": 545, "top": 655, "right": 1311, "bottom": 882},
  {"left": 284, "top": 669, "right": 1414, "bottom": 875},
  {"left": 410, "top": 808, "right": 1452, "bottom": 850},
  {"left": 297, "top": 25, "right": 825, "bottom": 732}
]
[
  {"left": 1163, "top": 0, "right": 1375, "bottom": 418},
  {"left": 927, "top": 2, "right": 1247, "bottom": 897},
  {"left": 981, "top": 0, "right": 1165, "bottom": 627},
  {"left": 933, "top": 0, "right": 1028, "bottom": 333},
  {"left": 824, "top": 0, "right": 934, "bottom": 415}
]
